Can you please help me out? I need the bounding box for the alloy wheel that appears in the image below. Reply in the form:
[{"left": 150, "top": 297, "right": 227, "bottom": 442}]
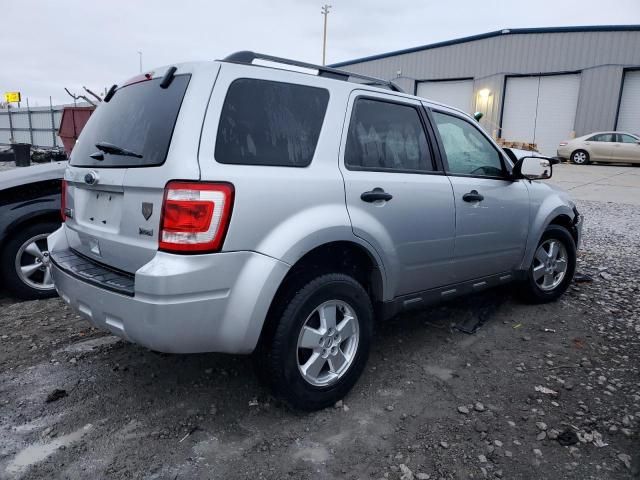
[
  {"left": 532, "top": 239, "right": 568, "bottom": 291},
  {"left": 296, "top": 300, "right": 360, "bottom": 387},
  {"left": 14, "top": 233, "right": 54, "bottom": 291}
]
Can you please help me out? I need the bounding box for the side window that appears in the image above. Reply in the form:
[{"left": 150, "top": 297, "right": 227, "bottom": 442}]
[
  {"left": 215, "top": 79, "right": 329, "bottom": 167},
  {"left": 432, "top": 111, "right": 504, "bottom": 177},
  {"left": 589, "top": 133, "right": 615, "bottom": 142},
  {"left": 345, "top": 98, "right": 433, "bottom": 172},
  {"left": 619, "top": 134, "right": 638, "bottom": 143}
]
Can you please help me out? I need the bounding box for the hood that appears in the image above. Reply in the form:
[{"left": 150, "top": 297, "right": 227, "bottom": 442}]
[{"left": 0, "top": 161, "right": 67, "bottom": 190}]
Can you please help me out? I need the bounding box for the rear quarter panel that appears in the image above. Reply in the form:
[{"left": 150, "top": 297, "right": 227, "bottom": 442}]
[{"left": 197, "top": 65, "right": 384, "bottom": 272}]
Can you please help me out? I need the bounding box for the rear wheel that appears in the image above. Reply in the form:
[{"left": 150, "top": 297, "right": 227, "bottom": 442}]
[
  {"left": 519, "top": 225, "right": 576, "bottom": 303},
  {"left": 258, "top": 273, "right": 373, "bottom": 410},
  {"left": 0, "top": 222, "right": 59, "bottom": 300},
  {"left": 571, "top": 150, "right": 589, "bottom": 165}
]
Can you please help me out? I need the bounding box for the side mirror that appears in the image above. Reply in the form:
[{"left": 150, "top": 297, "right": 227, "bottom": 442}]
[
  {"left": 513, "top": 156, "right": 552, "bottom": 180},
  {"left": 473, "top": 111, "right": 484, "bottom": 122}
]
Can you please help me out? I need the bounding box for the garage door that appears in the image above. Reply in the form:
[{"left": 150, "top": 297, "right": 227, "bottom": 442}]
[
  {"left": 616, "top": 71, "right": 640, "bottom": 135},
  {"left": 416, "top": 79, "right": 474, "bottom": 114},
  {"left": 501, "top": 74, "right": 581, "bottom": 156}
]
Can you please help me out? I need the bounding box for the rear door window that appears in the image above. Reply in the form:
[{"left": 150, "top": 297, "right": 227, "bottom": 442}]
[
  {"left": 344, "top": 98, "right": 434, "bottom": 172},
  {"left": 589, "top": 133, "right": 615, "bottom": 142},
  {"left": 71, "top": 75, "right": 190, "bottom": 168},
  {"left": 215, "top": 79, "right": 329, "bottom": 167}
]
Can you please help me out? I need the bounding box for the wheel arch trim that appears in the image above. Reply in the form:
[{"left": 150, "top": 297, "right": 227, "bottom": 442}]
[{"left": 519, "top": 203, "right": 576, "bottom": 271}]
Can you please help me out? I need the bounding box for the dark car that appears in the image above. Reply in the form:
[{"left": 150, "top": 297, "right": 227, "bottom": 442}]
[{"left": 0, "top": 162, "right": 66, "bottom": 299}]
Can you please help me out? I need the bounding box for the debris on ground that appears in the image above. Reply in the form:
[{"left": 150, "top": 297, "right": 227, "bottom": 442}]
[
  {"left": 453, "top": 291, "right": 505, "bottom": 334},
  {"left": 534, "top": 385, "right": 558, "bottom": 396},
  {"left": 45, "top": 389, "right": 67, "bottom": 403},
  {"left": 573, "top": 272, "right": 593, "bottom": 283},
  {"left": 178, "top": 426, "right": 199, "bottom": 443},
  {"left": 557, "top": 428, "right": 579, "bottom": 446}
]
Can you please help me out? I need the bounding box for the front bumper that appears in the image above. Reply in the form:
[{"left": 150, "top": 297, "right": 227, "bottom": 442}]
[
  {"left": 48, "top": 227, "right": 289, "bottom": 354},
  {"left": 573, "top": 207, "right": 584, "bottom": 250}
]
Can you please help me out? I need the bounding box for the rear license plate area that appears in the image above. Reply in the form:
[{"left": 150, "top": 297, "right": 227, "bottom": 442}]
[{"left": 75, "top": 189, "right": 123, "bottom": 232}]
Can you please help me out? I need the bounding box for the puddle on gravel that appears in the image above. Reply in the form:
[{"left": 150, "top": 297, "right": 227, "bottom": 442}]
[
  {"left": 60, "top": 336, "right": 121, "bottom": 354},
  {"left": 377, "top": 388, "right": 404, "bottom": 397},
  {"left": 5, "top": 424, "right": 93, "bottom": 476},
  {"left": 293, "top": 444, "right": 330, "bottom": 464},
  {"left": 423, "top": 364, "right": 454, "bottom": 381}
]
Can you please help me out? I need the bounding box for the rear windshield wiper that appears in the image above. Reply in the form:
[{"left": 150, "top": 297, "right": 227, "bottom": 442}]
[{"left": 95, "top": 142, "right": 143, "bottom": 158}]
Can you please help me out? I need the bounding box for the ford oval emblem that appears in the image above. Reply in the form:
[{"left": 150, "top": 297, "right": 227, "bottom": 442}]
[{"left": 84, "top": 171, "right": 99, "bottom": 185}]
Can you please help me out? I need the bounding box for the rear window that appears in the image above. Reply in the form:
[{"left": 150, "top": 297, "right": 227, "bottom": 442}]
[
  {"left": 215, "top": 78, "right": 329, "bottom": 167},
  {"left": 71, "top": 75, "right": 190, "bottom": 168}
]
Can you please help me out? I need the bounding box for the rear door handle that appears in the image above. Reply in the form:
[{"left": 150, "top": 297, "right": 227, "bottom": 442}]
[
  {"left": 361, "top": 187, "right": 393, "bottom": 203},
  {"left": 462, "top": 190, "right": 484, "bottom": 202}
]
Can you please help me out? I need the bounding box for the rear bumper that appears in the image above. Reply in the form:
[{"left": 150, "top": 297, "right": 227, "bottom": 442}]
[
  {"left": 48, "top": 227, "right": 289, "bottom": 354},
  {"left": 556, "top": 146, "right": 571, "bottom": 160}
]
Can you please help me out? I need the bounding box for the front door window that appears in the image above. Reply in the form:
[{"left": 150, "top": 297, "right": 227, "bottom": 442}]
[{"left": 431, "top": 111, "right": 505, "bottom": 177}]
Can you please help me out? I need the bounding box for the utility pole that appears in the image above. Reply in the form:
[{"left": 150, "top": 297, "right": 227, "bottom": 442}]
[
  {"left": 138, "top": 50, "right": 143, "bottom": 73},
  {"left": 321, "top": 4, "right": 331, "bottom": 65}
]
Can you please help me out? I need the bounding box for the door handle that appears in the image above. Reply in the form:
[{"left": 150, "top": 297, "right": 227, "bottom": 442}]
[
  {"left": 462, "top": 190, "right": 484, "bottom": 202},
  {"left": 361, "top": 187, "right": 393, "bottom": 203}
]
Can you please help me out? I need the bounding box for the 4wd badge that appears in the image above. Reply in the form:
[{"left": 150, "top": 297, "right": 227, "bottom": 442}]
[{"left": 141, "top": 202, "right": 153, "bottom": 220}]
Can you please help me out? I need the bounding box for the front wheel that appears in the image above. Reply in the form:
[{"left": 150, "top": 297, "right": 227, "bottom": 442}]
[
  {"left": 519, "top": 225, "right": 576, "bottom": 303},
  {"left": 259, "top": 273, "right": 373, "bottom": 410}
]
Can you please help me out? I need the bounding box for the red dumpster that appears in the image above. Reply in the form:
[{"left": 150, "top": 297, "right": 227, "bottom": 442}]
[{"left": 58, "top": 106, "right": 95, "bottom": 155}]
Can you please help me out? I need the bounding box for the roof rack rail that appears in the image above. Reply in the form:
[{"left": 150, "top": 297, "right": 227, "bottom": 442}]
[{"left": 221, "top": 51, "right": 404, "bottom": 93}]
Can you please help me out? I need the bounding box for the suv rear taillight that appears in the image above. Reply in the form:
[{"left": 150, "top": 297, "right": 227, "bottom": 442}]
[
  {"left": 159, "top": 181, "right": 234, "bottom": 253},
  {"left": 61, "top": 179, "right": 68, "bottom": 222}
]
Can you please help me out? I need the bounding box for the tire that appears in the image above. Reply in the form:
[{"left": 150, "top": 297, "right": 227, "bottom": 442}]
[
  {"left": 258, "top": 273, "right": 373, "bottom": 411},
  {"left": 571, "top": 150, "right": 589, "bottom": 165},
  {"left": 519, "top": 225, "right": 576, "bottom": 303},
  {"left": 0, "top": 221, "right": 59, "bottom": 300}
]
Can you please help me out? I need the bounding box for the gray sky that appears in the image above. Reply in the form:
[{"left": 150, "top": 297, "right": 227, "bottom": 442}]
[{"left": 2, "top": 0, "right": 639, "bottom": 106}]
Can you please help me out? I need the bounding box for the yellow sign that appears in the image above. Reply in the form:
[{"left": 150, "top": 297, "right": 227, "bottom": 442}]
[{"left": 4, "top": 92, "right": 21, "bottom": 103}]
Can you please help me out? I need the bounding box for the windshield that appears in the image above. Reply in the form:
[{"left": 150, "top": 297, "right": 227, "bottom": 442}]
[{"left": 71, "top": 74, "right": 190, "bottom": 168}]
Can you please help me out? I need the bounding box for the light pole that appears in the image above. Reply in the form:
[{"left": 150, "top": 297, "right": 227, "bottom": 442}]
[
  {"left": 321, "top": 4, "right": 331, "bottom": 65},
  {"left": 137, "top": 50, "right": 143, "bottom": 73}
]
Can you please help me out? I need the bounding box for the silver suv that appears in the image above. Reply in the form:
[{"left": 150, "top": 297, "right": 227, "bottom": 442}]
[{"left": 49, "top": 52, "right": 583, "bottom": 410}]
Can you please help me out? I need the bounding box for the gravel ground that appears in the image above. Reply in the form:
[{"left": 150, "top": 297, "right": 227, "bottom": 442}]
[{"left": 0, "top": 200, "right": 638, "bottom": 480}]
